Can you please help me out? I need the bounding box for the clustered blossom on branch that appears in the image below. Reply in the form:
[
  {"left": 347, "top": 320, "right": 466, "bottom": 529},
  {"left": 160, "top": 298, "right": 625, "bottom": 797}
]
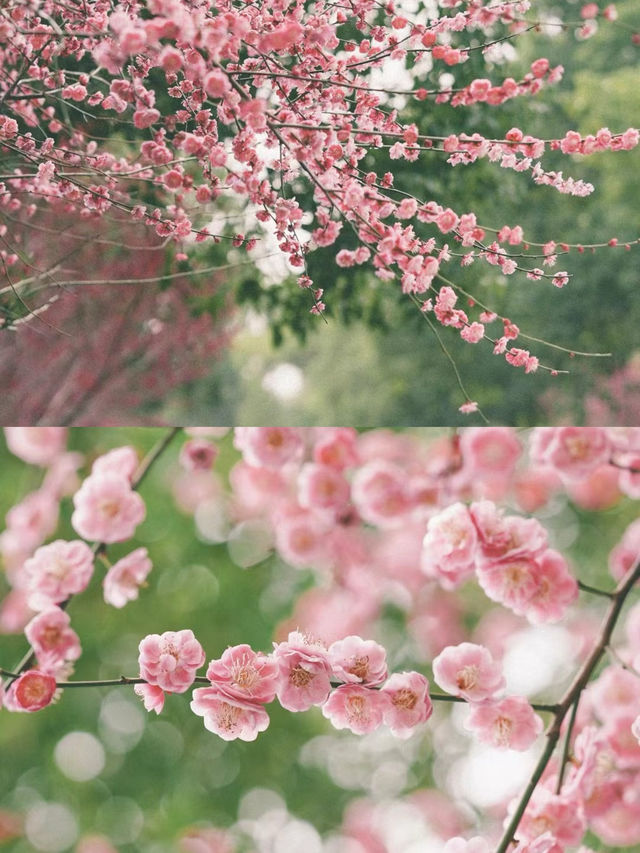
[
  {"left": 1, "top": 1, "right": 639, "bottom": 408},
  {"left": 2, "top": 426, "right": 640, "bottom": 852}
]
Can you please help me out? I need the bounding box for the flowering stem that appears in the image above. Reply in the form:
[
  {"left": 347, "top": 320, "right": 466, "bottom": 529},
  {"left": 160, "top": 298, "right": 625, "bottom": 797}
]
[
  {"left": 495, "top": 557, "right": 640, "bottom": 853},
  {"left": 576, "top": 579, "right": 614, "bottom": 599},
  {"left": 3, "top": 428, "right": 181, "bottom": 688},
  {"left": 555, "top": 697, "right": 580, "bottom": 794}
]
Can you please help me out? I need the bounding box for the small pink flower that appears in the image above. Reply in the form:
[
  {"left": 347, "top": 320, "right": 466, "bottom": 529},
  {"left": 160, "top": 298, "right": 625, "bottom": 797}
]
[
  {"left": 233, "top": 427, "right": 304, "bottom": 468},
  {"left": 298, "top": 463, "right": 351, "bottom": 517},
  {"left": 464, "top": 695, "right": 543, "bottom": 750},
  {"left": 24, "top": 607, "right": 81, "bottom": 668},
  {"left": 4, "top": 427, "right": 67, "bottom": 466},
  {"left": 190, "top": 689, "right": 270, "bottom": 741},
  {"left": 72, "top": 473, "right": 146, "bottom": 543},
  {"left": 381, "top": 671, "right": 433, "bottom": 738},
  {"left": 272, "top": 630, "right": 332, "bottom": 711},
  {"left": 421, "top": 503, "right": 478, "bottom": 589},
  {"left": 205, "top": 644, "right": 279, "bottom": 704},
  {"left": 312, "top": 428, "right": 359, "bottom": 470},
  {"left": 273, "top": 506, "right": 328, "bottom": 569},
  {"left": 515, "top": 788, "right": 586, "bottom": 846},
  {"left": 461, "top": 428, "right": 521, "bottom": 476},
  {"left": 11, "top": 669, "right": 57, "bottom": 711},
  {"left": 134, "top": 683, "right": 165, "bottom": 714},
  {"left": 103, "top": 547, "right": 152, "bottom": 608},
  {"left": 531, "top": 428, "right": 611, "bottom": 481},
  {"left": 432, "top": 642, "right": 505, "bottom": 702},
  {"left": 23, "top": 539, "right": 95, "bottom": 610},
  {"left": 471, "top": 501, "right": 548, "bottom": 565},
  {"left": 179, "top": 439, "right": 218, "bottom": 471},
  {"left": 138, "top": 629, "right": 205, "bottom": 693},
  {"left": 329, "top": 635, "right": 388, "bottom": 686},
  {"left": 351, "top": 461, "right": 409, "bottom": 527},
  {"left": 91, "top": 446, "right": 139, "bottom": 481},
  {"left": 524, "top": 549, "right": 578, "bottom": 623},
  {"left": 322, "top": 684, "right": 388, "bottom": 735}
]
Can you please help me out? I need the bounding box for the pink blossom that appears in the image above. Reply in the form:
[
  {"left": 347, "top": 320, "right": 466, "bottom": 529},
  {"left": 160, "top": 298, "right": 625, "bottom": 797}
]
[
  {"left": 464, "top": 695, "right": 543, "bottom": 750},
  {"left": 312, "top": 428, "right": 359, "bottom": 471},
  {"left": 72, "top": 472, "right": 146, "bottom": 543},
  {"left": 461, "top": 428, "right": 521, "bottom": 476},
  {"left": 524, "top": 549, "right": 578, "bottom": 623},
  {"left": 272, "top": 630, "right": 332, "bottom": 711},
  {"left": 531, "top": 428, "right": 611, "bottom": 481},
  {"left": 24, "top": 607, "right": 81, "bottom": 667},
  {"left": 616, "top": 453, "right": 640, "bottom": 499},
  {"left": 103, "top": 547, "right": 152, "bottom": 608},
  {"left": 23, "top": 539, "right": 95, "bottom": 610},
  {"left": 421, "top": 502, "right": 478, "bottom": 589},
  {"left": 273, "top": 505, "right": 328, "bottom": 569},
  {"left": 10, "top": 669, "right": 57, "bottom": 711},
  {"left": 322, "top": 684, "right": 388, "bottom": 735},
  {"left": 205, "top": 644, "right": 279, "bottom": 704},
  {"left": 514, "top": 788, "right": 586, "bottom": 846},
  {"left": 233, "top": 427, "right": 304, "bottom": 469},
  {"left": 329, "top": 635, "right": 388, "bottom": 686},
  {"left": 190, "top": 689, "right": 270, "bottom": 741},
  {"left": 351, "top": 461, "right": 409, "bottom": 527},
  {"left": 138, "top": 629, "right": 206, "bottom": 693},
  {"left": 91, "top": 446, "right": 138, "bottom": 481},
  {"left": 381, "top": 671, "right": 433, "bottom": 738},
  {"left": 470, "top": 501, "right": 548, "bottom": 564},
  {"left": 134, "top": 683, "right": 165, "bottom": 714},
  {"left": 298, "top": 463, "right": 351, "bottom": 517},
  {"left": 609, "top": 517, "right": 640, "bottom": 581},
  {"left": 432, "top": 642, "right": 505, "bottom": 702},
  {"left": 4, "top": 427, "right": 67, "bottom": 466},
  {"left": 179, "top": 439, "right": 218, "bottom": 471}
]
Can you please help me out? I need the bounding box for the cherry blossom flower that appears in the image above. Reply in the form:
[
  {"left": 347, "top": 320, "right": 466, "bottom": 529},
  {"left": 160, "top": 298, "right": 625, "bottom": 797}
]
[
  {"left": 464, "top": 695, "right": 544, "bottom": 750},
  {"left": 205, "top": 644, "right": 279, "bottom": 705},
  {"left": 4, "top": 428, "right": 67, "bottom": 467},
  {"left": 91, "top": 447, "right": 139, "bottom": 481},
  {"left": 9, "top": 669, "right": 57, "bottom": 712},
  {"left": 24, "top": 607, "right": 82, "bottom": 668},
  {"left": 23, "top": 539, "right": 95, "bottom": 611},
  {"left": 421, "top": 502, "right": 478, "bottom": 589},
  {"left": 272, "top": 631, "right": 332, "bottom": 711},
  {"left": 328, "top": 636, "right": 388, "bottom": 686},
  {"left": 531, "top": 428, "right": 611, "bottom": 481},
  {"left": 190, "top": 690, "right": 271, "bottom": 741},
  {"left": 179, "top": 439, "right": 218, "bottom": 472},
  {"left": 432, "top": 642, "right": 505, "bottom": 702},
  {"left": 138, "top": 629, "right": 205, "bottom": 693},
  {"left": 103, "top": 548, "right": 153, "bottom": 608},
  {"left": 72, "top": 472, "right": 146, "bottom": 543},
  {"left": 322, "top": 684, "right": 389, "bottom": 735},
  {"left": 233, "top": 428, "right": 304, "bottom": 469},
  {"left": 297, "top": 463, "right": 351, "bottom": 518},
  {"left": 134, "top": 683, "right": 165, "bottom": 714},
  {"left": 381, "top": 671, "right": 433, "bottom": 738}
]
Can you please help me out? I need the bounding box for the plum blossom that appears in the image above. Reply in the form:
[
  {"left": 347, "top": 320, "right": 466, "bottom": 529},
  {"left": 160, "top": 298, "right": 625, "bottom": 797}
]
[
  {"left": 190, "top": 690, "right": 270, "bottom": 741},
  {"left": 381, "top": 671, "right": 433, "bottom": 738},
  {"left": 4, "top": 428, "right": 67, "bottom": 466},
  {"left": 464, "top": 695, "right": 544, "bottom": 750},
  {"left": 179, "top": 439, "right": 218, "bottom": 471},
  {"left": 72, "top": 472, "right": 146, "bottom": 543},
  {"left": 432, "top": 642, "right": 505, "bottom": 702},
  {"left": 322, "top": 684, "right": 389, "bottom": 735},
  {"left": 23, "top": 539, "right": 95, "bottom": 610},
  {"left": 204, "top": 644, "right": 279, "bottom": 705},
  {"left": 103, "top": 547, "right": 152, "bottom": 608},
  {"left": 531, "top": 428, "right": 611, "bottom": 481},
  {"left": 91, "top": 446, "right": 138, "bottom": 481},
  {"left": 514, "top": 787, "right": 587, "bottom": 846},
  {"left": 351, "top": 461, "right": 409, "bottom": 527},
  {"left": 233, "top": 427, "right": 304, "bottom": 468},
  {"left": 329, "top": 636, "right": 388, "bottom": 686},
  {"left": 272, "top": 630, "right": 332, "bottom": 711},
  {"left": 138, "top": 629, "right": 205, "bottom": 693},
  {"left": 8, "top": 669, "right": 57, "bottom": 712},
  {"left": 297, "top": 463, "right": 351, "bottom": 518},
  {"left": 24, "top": 607, "right": 82, "bottom": 668},
  {"left": 421, "top": 502, "right": 478, "bottom": 589},
  {"left": 134, "top": 683, "right": 165, "bottom": 714}
]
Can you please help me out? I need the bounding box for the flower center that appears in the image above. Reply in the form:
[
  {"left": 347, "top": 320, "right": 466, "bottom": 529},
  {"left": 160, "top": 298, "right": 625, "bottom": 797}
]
[
  {"left": 456, "top": 665, "right": 479, "bottom": 691},
  {"left": 392, "top": 688, "right": 418, "bottom": 710},
  {"left": 289, "top": 664, "right": 313, "bottom": 688}
]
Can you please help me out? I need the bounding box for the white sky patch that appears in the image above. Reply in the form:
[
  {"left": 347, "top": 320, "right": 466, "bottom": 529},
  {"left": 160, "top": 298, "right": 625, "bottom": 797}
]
[
  {"left": 502, "top": 624, "right": 577, "bottom": 696},
  {"left": 261, "top": 362, "right": 305, "bottom": 401}
]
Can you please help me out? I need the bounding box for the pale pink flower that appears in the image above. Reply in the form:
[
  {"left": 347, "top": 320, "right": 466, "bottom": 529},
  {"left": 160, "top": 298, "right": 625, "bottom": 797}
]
[
  {"left": 4, "top": 427, "right": 67, "bottom": 466},
  {"left": 589, "top": 792, "right": 640, "bottom": 848},
  {"left": 322, "top": 684, "right": 388, "bottom": 734},
  {"left": 531, "top": 428, "right": 611, "bottom": 481},
  {"left": 190, "top": 689, "right": 270, "bottom": 741},
  {"left": 23, "top": 539, "right": 95, "bottom": 610},
  {"left": 567, "top": 464, "right": 622, "bottom": 510},
  {"left": 91, "top": 446, "right": 138, "bottom": 481},
  {"left": 72, "top": 472, "right": 146, "bottom": 543},
  {"left": 470, "top": 501, "right": 548, "bottom": 565},
  {"left": 351, "top": 461, "right": 410, "bottom": 527},
  {"left": 205, "top": 644, "right": 279, "bottom": 704},
  {"left": 134, "top": 683, "right": 165, "bottom": 714},
  {"left": 616, "top": 453, "right": 640, "bottom": 499},
  {"left": 609, "top": 517, "right": 640, "bottom": 582},
  {"left": 273, "top": 506, "right": 328, "bottom": 569},
  {"left": 24, "top": 607, "right": 81, "bottom": 667},
  {"left": 138, "top": 629, "right": 206, "bottom": 693},
  {"left": 464, "top": 695, "right": 543, "bottom": 750},
  {"left": 421, "top": 502, "right": 478, "bottom": 589},
  {"left": 513, "top": 467, "right": 561, "bottom": 513},
  {"left": 5, "top": 489, "right": 59, "bottom": 552},
  {"left": 313, "top": 428, "right": 359, "bottom": 470},
  {"left": 602, "top": 712, "right": 640, "bottom": 768},
  {"left": 10, "top": 669, "right": 57, "bottom": 711},
  {"left": 298, "top": 463, "right": 351, "bottom": 517},
  {"left": 524, "top": 549, "right": 578, "bottom": 623},
  {"left": 432, "top": 642, "right": 505, "bottom": 702},
  {"left": 272, "top": 630, "right": 332, "bottom": 711},
  {"left": 329, "top": 635, "right": 388, "bottom": 686},
  {"left": 460, "top": 428, "right": 521, "bottom": 475},
  {"left": 103, "top": 547, "right": 152, "bottom": 608},
  {"left": 179, "top": 439, "right": 218, "bottom": 471},
  {"left": 587, "top": 666, "right": 640, "bottom": 721},
  {"left": 233, "top": 427, "right": 304, "bottom": 468},
  {"left": 229, "top": 461, "right": 289, "bottom": 517},
  {"left": 476, "top": 554, "right": 541, "bottom": 615},
  {"left": 514, "top": 787, "right": 586, "bottom": 846},
  {"left": 513, "top": 834, "right": 564, "bottom": 853},
  {"left": 381, "top": 671, "right": 433, "bottom": 737},
  {"left": 443, "top": 839, "right": 491, "bottom": 853}
]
